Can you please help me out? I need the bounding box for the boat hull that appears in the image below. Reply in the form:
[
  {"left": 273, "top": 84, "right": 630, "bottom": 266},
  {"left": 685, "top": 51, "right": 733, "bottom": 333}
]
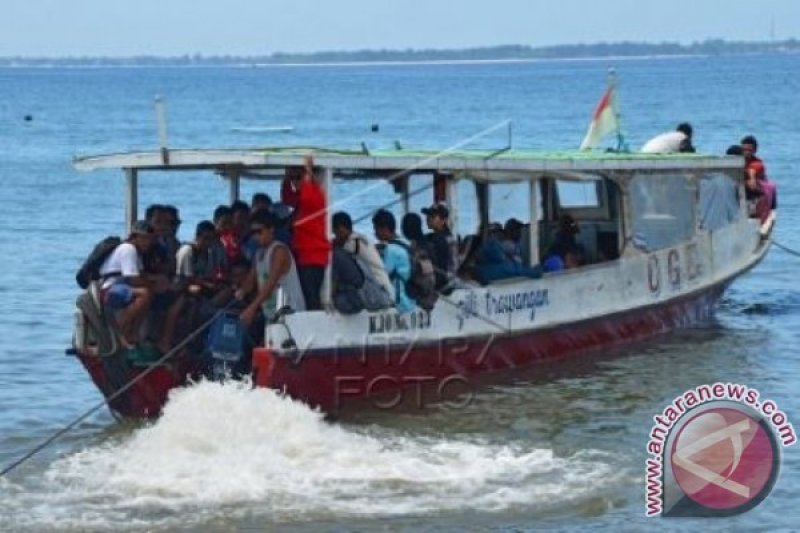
[
  {"left": 255, "top": 280, "right": 726, "bottom": 411},
  {"left": 74, "top": 279, "right": 725, "bottom": 418}
]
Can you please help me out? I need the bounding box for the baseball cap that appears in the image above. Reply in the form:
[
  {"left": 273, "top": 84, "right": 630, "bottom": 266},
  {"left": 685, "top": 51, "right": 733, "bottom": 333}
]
[{"left": 421, "top": 202, "right": 450, "bottom": 218}]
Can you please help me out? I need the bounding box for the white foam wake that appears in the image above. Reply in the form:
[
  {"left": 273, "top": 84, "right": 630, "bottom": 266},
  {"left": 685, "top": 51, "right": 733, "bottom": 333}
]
[{"left": 2, "top": 380, "right": 625, "bottom": 530}]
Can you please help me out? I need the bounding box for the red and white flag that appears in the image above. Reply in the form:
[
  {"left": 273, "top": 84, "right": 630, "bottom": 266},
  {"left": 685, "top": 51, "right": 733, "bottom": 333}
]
[{"left": 579, "top": 86, "right": 620, "bottom": 151}]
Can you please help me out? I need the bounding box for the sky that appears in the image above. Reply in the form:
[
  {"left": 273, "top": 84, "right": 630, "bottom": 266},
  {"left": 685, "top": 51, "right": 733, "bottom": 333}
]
[{"left": 1, "top": 0, "right": 798, "bottom": 57}]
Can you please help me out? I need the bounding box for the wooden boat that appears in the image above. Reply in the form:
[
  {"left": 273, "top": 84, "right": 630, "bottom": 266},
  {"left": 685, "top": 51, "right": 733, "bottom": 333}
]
[{"left": 69, "top": 146, "right": 773, "bottom": 417}]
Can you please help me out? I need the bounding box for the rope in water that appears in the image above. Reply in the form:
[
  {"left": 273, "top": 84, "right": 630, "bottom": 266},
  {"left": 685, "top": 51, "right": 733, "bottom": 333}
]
[
  {"left": 0, "top": 301, "right": 236, "bottom": 478},
  {"left": 773, "top": 240, "right": 800, "bottom": 258}
]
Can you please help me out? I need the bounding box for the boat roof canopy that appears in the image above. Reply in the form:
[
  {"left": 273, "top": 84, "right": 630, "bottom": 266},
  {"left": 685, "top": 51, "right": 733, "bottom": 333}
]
[{"left": 73, "top": 146, "right": 744, "bottom": 182}]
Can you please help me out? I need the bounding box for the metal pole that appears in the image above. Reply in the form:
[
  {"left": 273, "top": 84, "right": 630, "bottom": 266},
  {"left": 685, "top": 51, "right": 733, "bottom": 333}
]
[
  {"left": 322, "top": 167, "right": 334, "bottom": 308},
  {"left": 528, "top": 179, "right": 540, "bottom": 266},
  {"left": 446, "top": 176, "right": 459, "bottom": 235},
  {"left": 154, "top": 95, "right": 170, "bottom": 165},
  {"left": 124, "top": 168, "right": 138, "bottom": 234},
  {"left": 229, "top": 171, "right": 240, "bottom": 203}
]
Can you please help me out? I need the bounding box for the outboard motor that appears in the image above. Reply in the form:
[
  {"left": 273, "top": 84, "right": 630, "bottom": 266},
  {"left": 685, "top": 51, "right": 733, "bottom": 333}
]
[{"left": 205, "top": 310, "right": 247, "bottom": 381}]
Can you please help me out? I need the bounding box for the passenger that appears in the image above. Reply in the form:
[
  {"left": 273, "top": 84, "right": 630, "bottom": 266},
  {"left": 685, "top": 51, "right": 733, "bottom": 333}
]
[
  {"left": 676, "top": 123, "right": 696, "bottom": 153},
  {"left": 641, "top": 123, "right": 695, "bottom": 154},
  {"left": 251, "top": 193, "right": 272, "bottom": 214},
  {"left": 399, "top": 212, "right": 439, "bottom": 308},
  {"left": 421, "top": 202, "right": 455, "bottom": 291},
  {"left": 162, "top": 204, "right": 182, "bottom": 253},
  {"left": 231, "top": 200, "right": 251, "bottom": 241},
  {"left": 372, "top": 209, "right": 415, "bottom": 313},
  {"left": 401, "top": 212, "right": 425, "bottom": 246},
  {"left": 502, "top": 218, "right": 525, "bottom": 264},
  {"left": 238, "top": 210, "right": 306, "bottom": 328},
  {"left": 285, "top": 155, "right": 331, "bottom": 311},
  {"left": 143, "top": 204, "right": 175, "bottom": 276},
  {"left": 265, "top": 195, "right": 293, "bottom": 245},
  {"left": 332, "top": 211, "right": 394, "bottom": 299},
  {"left": 174, "top": 221, "right": 226, "bottom": 293},
  {"left": 159, "top": 221, "right": 224, "bottom": 352},
  {"left": 210, "top": 205, "right": 232, "bottom": 279},
  {"left": 211, "top": 257, "right": 252, "bottom": 309},
  {"left": 548, "top": 214, "right": 585, "bottom": 269},
  {"left": 741, "top": 135, "right": 777, "bottom": 223},
  {"left": 541, "top": 254, "right": 566, "bottom": 273},
  {"left": 216, "top": 204, "right": 242, "bottom": 264},
  {"left": 456, "top": 231, "right": 483, "bottom": 284},
  {"left": 231, "top": 200, "right": 259, "bottom": 262},
  {"left": 402, "top": 211, "right": 438, "bottom": 268},
  {"left": 477, "top": 223, "right": 542, "bottom": 283},
  {"left": 98, "top": 221, "right": 159, "bottom": 348}
]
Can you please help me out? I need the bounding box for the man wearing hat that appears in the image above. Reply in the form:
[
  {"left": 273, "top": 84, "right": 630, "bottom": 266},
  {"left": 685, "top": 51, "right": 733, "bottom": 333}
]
[
  {"left": 98, "top": 220, "right": 158, "bottom": 347},
  {"left": 421, "top": 202, "right": 455, "bottom": 291}
]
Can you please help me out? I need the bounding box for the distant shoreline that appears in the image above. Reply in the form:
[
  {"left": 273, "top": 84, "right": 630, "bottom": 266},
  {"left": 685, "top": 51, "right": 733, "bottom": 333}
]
[{"left": 1, "top": 39, "right": 798, "bottom": 67}]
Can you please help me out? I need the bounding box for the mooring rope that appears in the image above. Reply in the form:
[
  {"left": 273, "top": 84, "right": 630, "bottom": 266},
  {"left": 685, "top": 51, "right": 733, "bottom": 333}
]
[
  {"left": 773, "top": 240, "right": 800, "bottom": 258},
  {"left": 0, "top": 301, "right": 236, "bottom": 478}
]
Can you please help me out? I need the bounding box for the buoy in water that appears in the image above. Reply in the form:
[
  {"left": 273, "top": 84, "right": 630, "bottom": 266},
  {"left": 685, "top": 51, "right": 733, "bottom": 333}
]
[{"left": 24, "top": 114, "right": 33, "bottom": 122}]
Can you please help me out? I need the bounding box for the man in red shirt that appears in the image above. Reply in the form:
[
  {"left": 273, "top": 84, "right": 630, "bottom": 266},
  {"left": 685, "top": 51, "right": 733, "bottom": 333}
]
[
  {"left": 282, "top": 154, "right": 331, "bottom": 310},
  {"left": 741, "top": 135, "right": 777, "bottom": 223}
]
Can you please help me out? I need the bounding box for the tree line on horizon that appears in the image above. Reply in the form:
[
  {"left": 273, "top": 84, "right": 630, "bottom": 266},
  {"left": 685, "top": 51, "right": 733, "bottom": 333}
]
[{"left": 1, "top": 39, "right": 798, "bottom": 66}]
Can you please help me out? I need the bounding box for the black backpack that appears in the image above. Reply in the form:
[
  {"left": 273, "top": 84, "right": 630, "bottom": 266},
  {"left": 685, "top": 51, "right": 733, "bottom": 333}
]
[
  {"left": 76, "top": 236, "right": 122, "bottom": 289},
  {"left": 390, "top": 239, "right": 438, "bottom": 311},
  {"left": 331, "top": 246, "right": 393, "bottom": 314}
]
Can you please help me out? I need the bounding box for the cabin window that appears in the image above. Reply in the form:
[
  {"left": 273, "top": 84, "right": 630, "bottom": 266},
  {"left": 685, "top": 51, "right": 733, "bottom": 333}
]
[
  {"left": 698, "top": 173, "right": 740, "bottom": 231},
  {"left": 489, "top": 182, "right": 531, "bottom": 224},
  {"left": 539, "top": 175, "right": 621, "bottom": 266},
  {"left": 630, "top": 173, "right": 696, "bottom": 251},
  {"left": 455, "top": 179, "right": 479, "bottom": 235},
  {"left": 556, "top": 180, "right": 600, "bottom": 208}
]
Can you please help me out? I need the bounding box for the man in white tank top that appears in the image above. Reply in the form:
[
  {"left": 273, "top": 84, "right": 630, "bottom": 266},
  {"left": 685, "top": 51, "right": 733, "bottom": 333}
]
[{"left": 238, "top": 211, "right": 306, "bottom": 327}]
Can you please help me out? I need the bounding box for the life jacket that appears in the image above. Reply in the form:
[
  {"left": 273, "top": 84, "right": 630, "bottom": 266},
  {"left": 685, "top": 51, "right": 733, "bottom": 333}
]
[
  {"left": 391, "top": 239, "right": 438, "bottom": 311},
  {"left": 75, "top": 236, "right": 122, "bottom": 289}
]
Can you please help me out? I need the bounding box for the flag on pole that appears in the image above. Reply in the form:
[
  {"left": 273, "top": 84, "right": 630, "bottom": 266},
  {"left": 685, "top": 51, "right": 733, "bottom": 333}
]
[{"left": 579, "top": 73, "right": 623, "bottom": 151}]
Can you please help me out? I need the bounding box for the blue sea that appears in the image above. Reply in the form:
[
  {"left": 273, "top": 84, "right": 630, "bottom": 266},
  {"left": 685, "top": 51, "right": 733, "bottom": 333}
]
[{"left": 1, "top": 55, "right": 799, "bottom": 531}]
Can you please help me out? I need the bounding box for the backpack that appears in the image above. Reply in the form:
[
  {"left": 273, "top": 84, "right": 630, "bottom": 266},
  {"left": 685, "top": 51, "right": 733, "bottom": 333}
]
[
  {"left": 332, "top": 246, "right": 392, "bottom": 314},
  {"left": 75, "top": 236, "right": 122, "bottom": 289},
  {"left": 391, "top": 239, "right": 438, "bottom": 311},
  {"left": 352, "top": 253, "right": 393, "bottom": 311}
]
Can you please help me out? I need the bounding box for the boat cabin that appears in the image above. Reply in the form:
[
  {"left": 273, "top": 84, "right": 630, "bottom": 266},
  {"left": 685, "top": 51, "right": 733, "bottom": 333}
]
[{"left": 74, "top": 146, "right": 747, "bottom": 282}]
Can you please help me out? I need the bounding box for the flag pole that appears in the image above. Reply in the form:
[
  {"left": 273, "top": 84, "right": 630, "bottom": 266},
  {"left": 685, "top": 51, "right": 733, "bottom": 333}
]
[{"left": 607, "top": 68, "right": 626, "bottom": 152}]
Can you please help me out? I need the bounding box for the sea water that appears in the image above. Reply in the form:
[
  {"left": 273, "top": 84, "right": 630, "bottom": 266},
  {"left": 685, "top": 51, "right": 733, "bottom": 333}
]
[{"left": 0, "top": 54, "right": 799, "bottom": 530}]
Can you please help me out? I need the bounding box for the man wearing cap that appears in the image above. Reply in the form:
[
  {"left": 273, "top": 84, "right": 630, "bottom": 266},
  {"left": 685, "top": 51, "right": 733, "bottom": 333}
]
[
  {"left": 421, "top": 202, "right": 455, "bottom": 291},
  {"left": 98, "top": 221, "right": 159, "bottom": 347}
]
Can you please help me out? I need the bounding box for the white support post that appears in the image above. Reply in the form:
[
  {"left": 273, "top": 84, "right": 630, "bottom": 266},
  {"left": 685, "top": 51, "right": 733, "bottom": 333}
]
[
  {"left": 322, "top": 167, "right": 334, "bottom": 308},
  {"left": 124, "top": 168, "right": 138, "bottom": 234},
  {"left": 229, "top": 171, "right": 240, "bottom": 203},
  {"left": 446, "top": 176, "right": 459, "bottom": 235},
  {"left": 528, "top": 179, "right": 540, "bottom": 266}
]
